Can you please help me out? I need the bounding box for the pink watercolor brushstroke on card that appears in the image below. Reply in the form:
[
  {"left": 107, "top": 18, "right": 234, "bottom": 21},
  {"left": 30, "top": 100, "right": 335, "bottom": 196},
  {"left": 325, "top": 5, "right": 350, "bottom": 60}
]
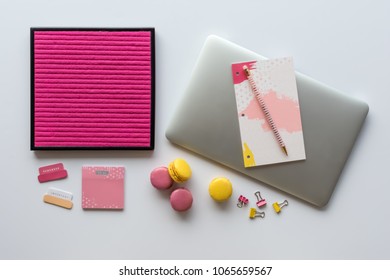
[{"left": 239, "top": 90, "right": 302, "bottom": 133}]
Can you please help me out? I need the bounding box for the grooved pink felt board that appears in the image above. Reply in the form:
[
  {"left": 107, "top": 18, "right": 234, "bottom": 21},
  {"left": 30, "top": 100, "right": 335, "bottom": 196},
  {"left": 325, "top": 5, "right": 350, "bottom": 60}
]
[{"left": 31, "top": 28, "right": 155, "bottom": 150}]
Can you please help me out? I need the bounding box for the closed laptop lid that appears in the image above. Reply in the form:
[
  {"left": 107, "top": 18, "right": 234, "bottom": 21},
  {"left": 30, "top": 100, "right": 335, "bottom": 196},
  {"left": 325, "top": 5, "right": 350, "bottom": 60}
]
[{"left": 166, "top": 35, "right": 368, "bottom": 207}]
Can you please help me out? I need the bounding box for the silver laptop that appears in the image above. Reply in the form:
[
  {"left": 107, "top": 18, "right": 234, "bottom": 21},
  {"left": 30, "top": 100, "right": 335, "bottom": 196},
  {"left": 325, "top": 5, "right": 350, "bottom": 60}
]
[{"left": 166, "top": 35, "right": 368, "bottom": 207}]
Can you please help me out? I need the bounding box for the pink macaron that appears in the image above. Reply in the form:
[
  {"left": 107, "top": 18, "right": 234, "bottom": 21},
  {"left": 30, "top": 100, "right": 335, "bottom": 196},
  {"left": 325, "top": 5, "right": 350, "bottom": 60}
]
[
  {"left": 170, "top": 188, "right": 193, "bottom": 212},
  {"left": 150, "top": 166, "right": 174, "bottom": 190}
]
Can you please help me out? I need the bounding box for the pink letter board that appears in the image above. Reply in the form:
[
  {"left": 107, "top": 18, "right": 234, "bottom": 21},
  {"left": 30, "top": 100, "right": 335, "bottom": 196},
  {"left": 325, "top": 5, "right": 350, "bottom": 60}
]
[{"left": 31, "top": 28, "right": 155, "bottom": 150}]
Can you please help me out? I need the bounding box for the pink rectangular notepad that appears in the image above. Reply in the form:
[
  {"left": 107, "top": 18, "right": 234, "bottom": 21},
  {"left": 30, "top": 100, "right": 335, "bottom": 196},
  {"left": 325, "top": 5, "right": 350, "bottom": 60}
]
[
  {"left": 231, "top": 58, "right": 306, "bottom": 167},
  {"left": 31, "top": 28, "right": 155, "bottom": 150},
  {"left": 82, "top": 166, "right": 125, "bottom": 209}
]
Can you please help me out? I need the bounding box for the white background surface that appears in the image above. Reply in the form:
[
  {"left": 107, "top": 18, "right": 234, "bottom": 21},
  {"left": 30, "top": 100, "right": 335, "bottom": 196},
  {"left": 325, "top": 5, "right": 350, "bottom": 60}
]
[{"left": 0, "top": 0, "right": 389, "bottom": 260}]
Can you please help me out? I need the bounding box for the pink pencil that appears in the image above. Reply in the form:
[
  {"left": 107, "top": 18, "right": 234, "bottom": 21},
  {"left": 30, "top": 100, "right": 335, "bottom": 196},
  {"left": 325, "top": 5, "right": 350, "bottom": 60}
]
[{"left": 243, "top": 65, "right": 288, "bottom": 156}]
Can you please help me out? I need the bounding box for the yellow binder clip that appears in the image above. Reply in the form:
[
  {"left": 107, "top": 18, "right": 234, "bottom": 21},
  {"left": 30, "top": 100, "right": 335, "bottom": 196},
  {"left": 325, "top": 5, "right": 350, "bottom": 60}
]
[
  {"left": 273, "top": 200, "right": 288, "bottom": 213},
  {"left": 249, "top": 208, "right": 265, "bottom": 219}
]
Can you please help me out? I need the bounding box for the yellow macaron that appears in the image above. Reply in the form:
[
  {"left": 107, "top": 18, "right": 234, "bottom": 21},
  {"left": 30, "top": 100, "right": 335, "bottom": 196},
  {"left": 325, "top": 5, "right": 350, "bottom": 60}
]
[
  {"left": 168, "top": 158, "right": 192, "bottom": 183},
  {"left": 209, "top": 177, "right": 233, "bottom": 202}
]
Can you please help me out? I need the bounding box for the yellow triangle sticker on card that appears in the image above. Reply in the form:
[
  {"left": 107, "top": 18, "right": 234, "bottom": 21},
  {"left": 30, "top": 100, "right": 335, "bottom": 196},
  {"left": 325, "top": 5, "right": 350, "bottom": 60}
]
[{"left": 243, "top": 142, "right": 256, "bottom": 167}]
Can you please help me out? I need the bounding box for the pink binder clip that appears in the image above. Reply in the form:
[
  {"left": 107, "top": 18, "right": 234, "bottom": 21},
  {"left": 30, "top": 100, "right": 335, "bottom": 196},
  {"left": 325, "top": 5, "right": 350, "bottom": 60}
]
[
  {"left": 254, "top": 191, "right": 267, "bottom": 208},
  {"left": 237, "top": 195, "right": 249, "bottom": 208},
  {"left": 38, "top": 163, "right": 68, "bottom": 183}
]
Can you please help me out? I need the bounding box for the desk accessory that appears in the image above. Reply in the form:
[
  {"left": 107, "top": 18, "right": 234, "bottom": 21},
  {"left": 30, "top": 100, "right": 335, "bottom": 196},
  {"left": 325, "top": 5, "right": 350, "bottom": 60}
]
[
  {"left": 38, "top": 163, "right": 68, "bottom": 183},
  {"left": 254, "top": 191, "right": 266, "bottom": 208},
  {"left": 273, "top": 200, "right": 288, "bottom": 213},
  {"left": 208, "top": 177, "right": 233, "bottom": 202},
  {"left": 43, "top": 187, "right": 73, "bottom": 209},
  {"left": 232, "top": 58, "right": 305, "bottom": 167},
  {"left": 170, "top": 188, "right": 193, "bottom": 212},
  {"left": 243, "top": 65, "right": 288, "bottom": 156},
  {"left": 249, "top": 208, "right": 265, "bottom": 219},
  {"left": 31, "top": 28, "right": 155, "bottom": 150},
  {"left": 237, "top": 195, "right": 249, "bottom": 208},
  {"left": 166, "top": 35, "right": 369, "bottom": 207},
  {"left": 82, "top": 166, "right": 125, "bottom": 209}
]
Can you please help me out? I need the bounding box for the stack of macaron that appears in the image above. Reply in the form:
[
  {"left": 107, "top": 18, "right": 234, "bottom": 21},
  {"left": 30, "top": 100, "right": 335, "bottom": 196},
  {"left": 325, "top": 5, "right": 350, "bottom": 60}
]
[
  {"left": 151, "top": 160, "right": 287, "bottom": 219},
  {"left": 150, "top": 158, "right": 193, "bottom": 212}
]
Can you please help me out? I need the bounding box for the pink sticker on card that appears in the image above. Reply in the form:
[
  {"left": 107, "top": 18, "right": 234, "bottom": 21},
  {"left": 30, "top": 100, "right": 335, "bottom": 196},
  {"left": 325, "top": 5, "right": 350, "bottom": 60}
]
[{"left": 82, "top": 166, "right": 125, "bottom": 209}]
